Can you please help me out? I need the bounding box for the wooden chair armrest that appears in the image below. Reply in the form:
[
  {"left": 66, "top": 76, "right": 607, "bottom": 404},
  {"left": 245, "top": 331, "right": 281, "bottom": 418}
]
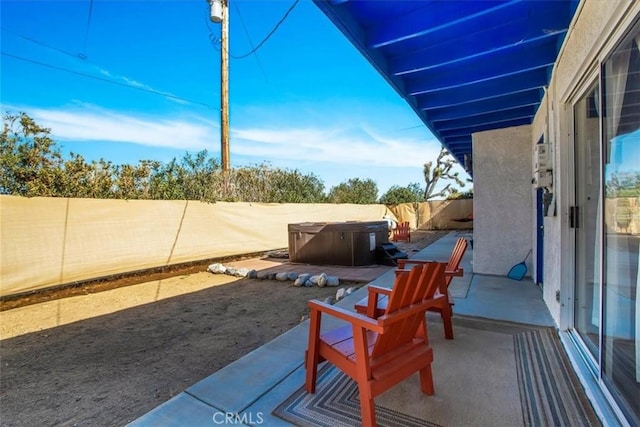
[
  {"left": 308, "top": 299, "right": 384, "bottom": 333},
  {"left": 445, "top": 268, "right": 463, "bottom": 277},
  {"left": 362, "top": 285, "right": 391, "bottom": 317},
  {"left": 367, "top": 285, "right": 392, "bottom": 296}
]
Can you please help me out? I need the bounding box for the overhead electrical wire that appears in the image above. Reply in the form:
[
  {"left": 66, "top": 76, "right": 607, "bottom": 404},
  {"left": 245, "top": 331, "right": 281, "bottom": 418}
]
[
  {"left": 231, "top": 0, "right": 300, "bottom": 59},
  {"left": 1, "top": 52, "right": 213, "bottom": 108},
  {"left": 79, "top": 0, "right": 95, "bottom": 59},
  {"left": 206, "top": 0, "right": 300, "bottom": 59},
  {"left": 4, "top": 0, "right": 95, "bottom": 60},
  {"left": 1, "top": 26, "right": 80, "bottom": 59},
  {"left": 3, "top": 0, "right": 299, "bottom": 107},
  {"left": 232, "top": 0, "right": 267, "bottom": 81}
]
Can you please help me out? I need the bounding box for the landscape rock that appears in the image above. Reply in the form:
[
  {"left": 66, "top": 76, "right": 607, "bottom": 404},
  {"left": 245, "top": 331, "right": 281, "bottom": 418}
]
[
  {"left": 209, "top": 263, "right": 349, "bottom": 294},
  {"left": 235, "top": 268, "right": 250, "bottom": 277},
  {"left": 316, "top": 273, "right": 328, "bottom": 287},
  {"left": 335, "top": 288, "right": 346, "bottom": 301},
  {"left": 275, "top": 272, "right": 289, "bottom": 281},
  {"left": 325, "top": 276, "right": 339, "bottom": 287},
  {"left": 207, "top": 263, "right": 226, "bottom": 274},
  {"left": 294, "top": 274, "right": 310, "bottom": 287}
]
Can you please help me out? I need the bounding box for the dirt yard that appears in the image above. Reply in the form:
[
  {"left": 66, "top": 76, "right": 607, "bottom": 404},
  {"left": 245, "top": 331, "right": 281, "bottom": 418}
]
[{"left": 0, "top": 230, "right": 448, "bottom": 426}]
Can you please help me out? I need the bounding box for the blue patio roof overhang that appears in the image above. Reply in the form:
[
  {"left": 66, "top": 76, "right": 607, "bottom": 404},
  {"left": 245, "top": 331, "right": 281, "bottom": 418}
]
[{"left": 312, "top": 0, "right": 579, "bottom": 171}]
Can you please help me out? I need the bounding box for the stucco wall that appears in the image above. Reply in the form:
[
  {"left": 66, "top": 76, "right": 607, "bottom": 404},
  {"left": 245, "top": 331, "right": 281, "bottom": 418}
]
[
  {"left": 472, "top": 125, "right": 533, "bottom": 275},
  {"left": 531, "top": 0, "right": 639, "bottom": 328}
]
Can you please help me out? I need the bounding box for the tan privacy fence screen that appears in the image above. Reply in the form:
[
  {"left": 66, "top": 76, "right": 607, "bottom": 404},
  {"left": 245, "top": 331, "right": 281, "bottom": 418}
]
[
  {"left": 389, "top": 199, "right": 473, "bottom": 230},
  {"left": 0, "top": 196, "right": 393, "bottom": 297}
]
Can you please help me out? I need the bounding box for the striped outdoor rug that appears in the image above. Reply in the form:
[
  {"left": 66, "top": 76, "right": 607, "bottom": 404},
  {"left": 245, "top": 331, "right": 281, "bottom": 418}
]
[{"left": 273, "top": 316, "right": 601, "bottom": 427}]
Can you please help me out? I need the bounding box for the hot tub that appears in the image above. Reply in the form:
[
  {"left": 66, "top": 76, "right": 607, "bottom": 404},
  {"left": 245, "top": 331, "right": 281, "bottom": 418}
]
[{"left": 288, "top": 221, "right": 389, "bottom": 266}]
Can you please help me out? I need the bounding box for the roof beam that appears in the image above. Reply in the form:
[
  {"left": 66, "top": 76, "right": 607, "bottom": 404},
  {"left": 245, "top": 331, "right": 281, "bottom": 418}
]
[
  {"left": 414, "top": 68, "right": 549, "bottom": 108},
  {"left": 402, "top": 38, "right": 560, "bottom": 90},
  {"left": 443, "top": 136, "right": 471, "bottom": 145},
  {"left": 391, "top": 31, "right": 566, "bottom": 76},
  {"left": 435, "top": 105, "right": 537, "bottom": 131},
  {"left": 379, "top": 1, "right": 572, "bottom": 60},
  {"left": 425, "top": 89, "right": 542, "bottom": 121},
  {"left": 439, "top": 117, "right": 532, "bottom": 138},
  {"left": 368, "top": 0, "right": 512, "bottom": 49}
]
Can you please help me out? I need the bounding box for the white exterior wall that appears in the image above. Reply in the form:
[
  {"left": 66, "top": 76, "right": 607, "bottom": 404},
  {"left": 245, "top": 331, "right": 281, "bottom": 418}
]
[
  {"left": 472, "top": 125, "right": 533, "bottom": 276},
  {"left": 531, "top": 0, "right": 639, "bottom": 329}
]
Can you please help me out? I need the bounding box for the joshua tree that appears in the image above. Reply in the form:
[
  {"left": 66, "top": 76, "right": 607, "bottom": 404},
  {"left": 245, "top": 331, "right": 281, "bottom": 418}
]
[{"left": 423, "top": 147, "right": 466, "bottom": 200}]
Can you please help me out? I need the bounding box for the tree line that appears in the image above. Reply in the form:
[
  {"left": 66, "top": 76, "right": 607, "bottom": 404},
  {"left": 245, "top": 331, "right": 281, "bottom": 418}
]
[{"left": 1, "top": 112, "right": 471, "bottom": 204}]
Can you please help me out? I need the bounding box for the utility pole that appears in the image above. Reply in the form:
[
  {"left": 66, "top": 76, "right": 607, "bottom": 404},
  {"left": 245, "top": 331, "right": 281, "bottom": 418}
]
[
  {"left": 209, "top": 0, "right": 230, "bottom": 172},
  {"left": 220, "top": 0, "right": 230, "bottom": 171}
]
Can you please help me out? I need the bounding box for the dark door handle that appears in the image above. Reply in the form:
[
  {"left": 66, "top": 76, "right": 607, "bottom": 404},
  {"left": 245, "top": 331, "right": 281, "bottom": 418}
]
[{"left": 569, "top": 206, "right": 579, "bottom": 228}]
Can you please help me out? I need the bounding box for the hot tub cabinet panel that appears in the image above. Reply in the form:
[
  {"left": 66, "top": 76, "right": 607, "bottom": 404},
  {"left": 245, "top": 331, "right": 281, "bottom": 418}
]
[{"left": 288, "top": 221, "right": 389, "bottom": 266}]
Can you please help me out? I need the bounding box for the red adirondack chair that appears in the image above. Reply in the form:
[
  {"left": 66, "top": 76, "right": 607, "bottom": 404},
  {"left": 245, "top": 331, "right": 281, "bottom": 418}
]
[
  {"left": 355, "top": 237, "right": 468, "bottom": 339},
  {"left": 305, "top": 262, "right": 445, "bottom": 427},
  {"left": 391, "top": 221, "right": 411, "bottom": 242}
]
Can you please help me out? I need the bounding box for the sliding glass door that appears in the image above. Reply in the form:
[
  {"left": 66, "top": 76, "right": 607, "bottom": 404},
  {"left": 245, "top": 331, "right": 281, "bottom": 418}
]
[
  {"left": 573, "top": 22, "right": 639, "bottom": 424},
  {"left": 601, "top": 25, "right": 640, "bottom": 423}
]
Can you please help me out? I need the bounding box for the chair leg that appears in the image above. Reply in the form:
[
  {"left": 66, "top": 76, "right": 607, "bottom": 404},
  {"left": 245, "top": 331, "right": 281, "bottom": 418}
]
[
  {"left": 442, "top": 304, "right": 454, "bottom": 340},
  {"left": 358, "top": 384, "right": 377, "bottom": 427},
  {"left": 305, "top": 311, "right": 322, "bottom": 393},
  {"left": 419, "top": 365, "right": 435, "bottom": 396}
]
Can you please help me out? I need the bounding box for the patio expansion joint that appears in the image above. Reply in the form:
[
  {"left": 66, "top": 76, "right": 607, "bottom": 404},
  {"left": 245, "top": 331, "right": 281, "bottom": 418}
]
[{"left": 182, "top": 390, "right": 226, "bottom": 414}]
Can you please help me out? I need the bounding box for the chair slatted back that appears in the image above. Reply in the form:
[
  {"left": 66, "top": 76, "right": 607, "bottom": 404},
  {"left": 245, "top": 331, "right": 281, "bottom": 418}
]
[
  {"left": 371, "top": 262, "right": 445, "bottom": 358},
  {"left": 445, "top": 238, "right": 468, "bottom": 285}
]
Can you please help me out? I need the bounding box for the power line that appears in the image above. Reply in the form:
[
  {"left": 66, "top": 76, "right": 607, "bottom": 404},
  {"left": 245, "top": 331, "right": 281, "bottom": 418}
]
[
  {"left": 80, "top": 0, "right": 95, "bottom": 59},
  {"left": 1, "top": 26, "right": 80, "bottom": 59},
  {"left": 232, "top": 0, "right": 299, "bottom": 59},
  {"left": 206, "top": 0, "right": 299, "bottom": 59},
  {"left": 2, "top": 52, "right": 213, "bottom": 108},
  {"left": 232, "top": 0, "right": 267, "bottom": 81},
  {"left": 1, "top": 27, "right": 213, "bottom": 106}
]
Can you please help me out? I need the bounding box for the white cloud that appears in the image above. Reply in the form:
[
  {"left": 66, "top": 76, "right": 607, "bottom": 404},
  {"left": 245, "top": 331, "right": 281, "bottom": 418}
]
[
  {"left": 8, "top": 104, "right": 454, "bottom": 171},
  {"left": 232, "top": 123, "right": 443, "bottom": 168},
  {"left": 17, "top": 106, "right": 217, "bottom": 150}
]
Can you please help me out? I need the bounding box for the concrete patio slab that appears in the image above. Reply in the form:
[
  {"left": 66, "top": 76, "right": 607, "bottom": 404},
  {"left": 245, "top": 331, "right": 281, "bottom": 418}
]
[
  {"left": 128, "top": 392, "right": 225, "bottom": 427},
  {"left": 453, "top": 274, "right": 555, "bottom": 326},
  {"left": 185, "top": 323, "right": 308, "bottom": 413}
]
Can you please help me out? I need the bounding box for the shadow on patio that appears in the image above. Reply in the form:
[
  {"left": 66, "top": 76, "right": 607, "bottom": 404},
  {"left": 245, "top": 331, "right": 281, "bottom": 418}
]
[{"left": 131, "top": 232, "right": 600, "bottom": 426}]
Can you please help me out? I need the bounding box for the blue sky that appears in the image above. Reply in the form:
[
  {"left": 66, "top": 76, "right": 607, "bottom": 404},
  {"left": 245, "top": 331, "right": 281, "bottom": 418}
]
[{"left": 1, "top": 0, "right": 468, "bottom": 196}]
